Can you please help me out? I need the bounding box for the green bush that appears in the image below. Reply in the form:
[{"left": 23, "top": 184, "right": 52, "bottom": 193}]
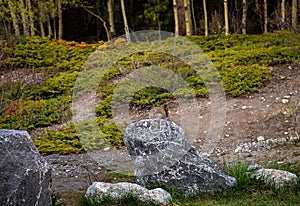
[
  {"left": 0, "top": 96, "right": 71, "bottom": 131},
  {"left": 4, "top": 36, "right": 94, "bottom": 72},
  {"left": 34, "top": 123, "right": 84, "bottom": 155},
  {"left": 25, "top": 71, "right": 78, "bottom": 99}
]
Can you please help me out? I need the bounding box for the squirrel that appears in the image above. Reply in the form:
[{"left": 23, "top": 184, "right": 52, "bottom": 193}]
[{"left": 149, "top": 103, "right": 169, "bottom": 119}]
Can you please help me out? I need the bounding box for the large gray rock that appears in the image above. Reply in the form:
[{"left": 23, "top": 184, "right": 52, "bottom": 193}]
[
  {"left": 86, "top": 182, "right": 171, "bottom": 205},
  {"left": 0, "top": 130, "right": 52, "bottom": 206},
  {"left": 124, "top": 119, "right": 236, "bottom": 196}
]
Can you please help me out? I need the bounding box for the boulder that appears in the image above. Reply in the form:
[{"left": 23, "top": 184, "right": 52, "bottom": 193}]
[
  {"left": 124, "top": 119, "right": 236, "bottom": 196},
  {"left": 86, "top": 182, "right": 171, "bottom": 205},
  {"left": 0, "top": 129, "right": 52, "bottom": 206},
  {"left": 247, "top": 165, "right": 299, "bottom": 189}
]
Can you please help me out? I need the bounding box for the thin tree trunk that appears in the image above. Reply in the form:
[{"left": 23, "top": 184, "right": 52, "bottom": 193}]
[
  {"left": 20, "top": 0, "right": 29, "bottom": 36},
  {"left": 191, "top": 0, "right": 197, "bottom": 34},
  {"left": 281, "top": 0, "right": 285, "bottom": 30},
  {"left": 184, "top": 0, "right": 192, "bottom": 35},
  {"left": 26, "top": 0, "right": 35, "bottom": 36},
  {"left": 107, "top": 0, "right": 115, "bottom": 35},
  {"left": 203, "top": 0, "right": 208, "bottom": 36},
  {"left": 224, "top": 0, "right": 229, "bottom": 35},
  {"left": 242, "top": 0, "right": 247, "bottom": 34},
  {"left": 47, "top": 13, "right": 53, "bottom": 37},
  {"left": 264, "top": 0, "right": 267, "bottom": 33},
  {"left": 120, "top": 0, "right": 130, "bottom": 42},
  {"left": 50, "top": 0, "right": 57, "bottom": 39},
  {"left": 80, "top": 6, "right": 111, "bottom": 41},
  {"left": 8, "top": 0, "right": 20, "bottom": 36},
  {"left": 38, "top": 1, "right": 46, "bottom": 37},
  {"left": 173, "top": 0, "right": 179, "bottom": 37},
  {"left": 292, "top": 0, "right": 297, "bottom": 30},
  {"left": 57, "top": 0, "right": 63, "bottom": 39},
  {"left": 39, "top": 20, "right": 45, "bottom": 37}
]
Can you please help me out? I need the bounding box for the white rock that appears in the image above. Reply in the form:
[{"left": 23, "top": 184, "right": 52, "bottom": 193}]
[
  {"left": 257, "top": 136, "right": 265, "bottom": 142},
  {"left": 86, "top": 182, "right": 172, "bottom": 205},
  {"left": 234, "top": 146, "right": 242, "bottom": 154},
  {"left": 103, "top": 147, "right": 111, "bottom": 152},
  {"left": 241, "top": 106, "right": 247, "bottom": 110},
  {"left": 282, "top": 99, "right": 289, "bottom": 104},
  {"left": 247, "top": 166, "right": 299, "bottom": 189}
]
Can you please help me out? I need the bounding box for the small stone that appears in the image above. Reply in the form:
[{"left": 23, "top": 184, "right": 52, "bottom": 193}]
[
  {"left": 103, "top": 147, "right": 110, "bottom": 152},
  {"left": 282, "top": 99, "right": 289, "bottom": 104},
  {"left": 241, "top": 106, "right": 247, "bottom": 110},
  {"left": 280, "top": 76, "right": 286, "bottom": 80},
  {"left": 257, "top": 136, "right": 265, "bottom": 142},
  {"left": 234, "top": 146, "right": 242, "bottom": 154}
]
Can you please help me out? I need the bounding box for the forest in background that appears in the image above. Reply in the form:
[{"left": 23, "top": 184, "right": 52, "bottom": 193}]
[{"left": 0, "top": 0, "right": 299, "bottom": 41}]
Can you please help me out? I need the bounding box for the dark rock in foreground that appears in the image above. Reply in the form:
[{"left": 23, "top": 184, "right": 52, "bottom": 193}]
[
  {"left": 124, "top": 119, "right": 236, "bottom": 196},
  {"left": 0, "top": 129, "right": 52, "bottom": 206}
]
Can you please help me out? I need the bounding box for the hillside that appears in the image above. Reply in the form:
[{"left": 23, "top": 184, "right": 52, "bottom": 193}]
[{"left": 0, "top": 32, "right": 299, "bottom": 205}]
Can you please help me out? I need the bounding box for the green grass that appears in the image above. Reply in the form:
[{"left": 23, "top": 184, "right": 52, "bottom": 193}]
[{"left": 103, "top": 171, "right": 135, "bottom": 183}]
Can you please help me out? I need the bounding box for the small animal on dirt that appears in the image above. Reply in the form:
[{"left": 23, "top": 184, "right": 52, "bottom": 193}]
[{"left": 149, "top": 103, "right": 169, "bottom": 119}]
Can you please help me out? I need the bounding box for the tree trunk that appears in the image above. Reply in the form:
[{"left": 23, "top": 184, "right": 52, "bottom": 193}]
[
  {"left": 264, "top": 0, "right": 267, "bottom": 33},
  {"left": 120, "top": 0, "right": 130, "bottom": 42},
  {"left": 203, "top": 0, "right": 208, "bottom": 36},
  {"left": 38, "top": 1, "right": 46, "bottom": 37},
  {"left": 26, "top": 0, "right": 35, "bottom": 36},
  {"left": 39, "top": 20, "right": 45, "bottom": 37},
  {"left": 191, "top": 0, "right": 197, "bottom": 34},
  {"left": 8, "top": 0, "right": 20, "bottom": 36},
  {"left": 184, "top": 0, "right": 192, "bottom": 35},
  {"left": 224, "top": 0, "right": 229, "bottom": 35},
  {"left": 50, "top": 0, "right": 57, "bottom": 39},
  {"left": 47, "top": 13, "right": 53, "bottom": 37},
  {"left": 107, "top": 0, "right": 115, "bottom": 36},
  {"left": 80, "top": 5, "right": 111, "bottom": 41},
  {"left": 57, "top": 0, "right": 63, "bottom": 39},
  {"left": 177, "top": 0, "right": 186, "bottom": 35},
  {"left": 281, "top": 0, "right": 285, "bottom": 30},
  {"left": 20, "top": 0, "right": 29, "bottom": 36},
  {"left": 173, "top": 0, "right": 179, "bottom": 37},
  {"left": 242, "top": 0, "right": 247, "bottom": 34},
  {"left": 292, "top": 0, "right": 297, "bottom": 30}
]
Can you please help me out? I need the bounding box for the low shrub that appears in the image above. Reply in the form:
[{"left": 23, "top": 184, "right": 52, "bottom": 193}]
[
  {"left": 4, "top": 36, "right": 95, "bottom": 72},
  {"left": 0, "top": 96, "right": 71, "bottom": 131},
  {"left": 34, "top": 123, "right": 84, "bottom": 155}
]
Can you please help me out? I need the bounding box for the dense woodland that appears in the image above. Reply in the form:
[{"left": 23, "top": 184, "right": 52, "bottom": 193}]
[{"left": 0, "top": 0, "right": 299, "bottom": 41}]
